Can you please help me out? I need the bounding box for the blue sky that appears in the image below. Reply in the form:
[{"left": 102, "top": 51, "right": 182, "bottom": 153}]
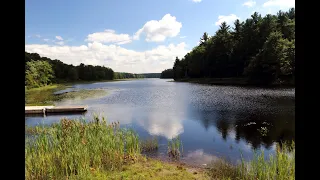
[{"left": 25, "top": 0, "right": 294, "bottom": 73}]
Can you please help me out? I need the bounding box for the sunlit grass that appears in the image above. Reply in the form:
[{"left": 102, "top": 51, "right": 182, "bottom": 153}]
[
  {"left": 25, "top": 117, "right": 207, "bottom": 180},
  {"left": 25, "top": 84, "right": 107, "bottom": 106},
  {"left": 25, "top": 84, "right": 67, "bottom": 105},
  {"left": 25, "top": 116, "right": 294, "bottom": 179},
  {"left": 207, "top": 142, "right": 295, "bottom": 180},
  {"left": 25, "top": 116, "right": 140, "bottom": 179}
]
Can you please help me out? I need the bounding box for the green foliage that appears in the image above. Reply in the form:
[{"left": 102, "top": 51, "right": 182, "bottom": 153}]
[
  {"left": 114, "top": 72, "right": 145, "bottom": 79},
  {"left": 25, "top": 118, "right": 207, "bottom": 180},
  {"left": 140, "top": 137, "right": 159, "bottom": 152},
  {"left": 140, "top": 73, "right": 161, "bottom": 78},
  {"left": 160, "top": 69, "right": 174, "bottom": 79},
  {"left": 25, "top": 85, "right": 107, "bottom": 105},
  {"left": 25, "top": 117, "right": 140, "bottom": 179},
  {"left": 172, "top": 8, "right": 295, "bottom": 85},
  {"left": 25, "top": 52, "right": 153, "bottom": 89},
  {"left": 167, "top": 136, "right": 183, "bottom": 160},
  {"left": 25, "top": 60, "right": 54, "bottom": 88},
  {"left": 207, "top": 142, "right": 295, "bottom": 180}
]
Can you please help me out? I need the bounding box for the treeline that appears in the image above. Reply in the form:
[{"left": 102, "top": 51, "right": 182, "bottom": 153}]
[
  {"left": 160, "top": 69, "right": 174, "bottom": 79},
  {"left": 25, "top": 52, "right": 144, "bottom": 88},
  {"left": 114, "top": 72, "right": 144, "bottom": 79},
  {"left": 172, "top": 8, "right": 295, "bottom": 85},
  {"left": 140, "top": 73, "right": 161, "bottom": 78}
]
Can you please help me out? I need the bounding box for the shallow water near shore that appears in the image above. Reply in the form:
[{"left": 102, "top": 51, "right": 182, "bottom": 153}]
[{"left": 25, "top": 78, "right": 295, "bottom": 165}]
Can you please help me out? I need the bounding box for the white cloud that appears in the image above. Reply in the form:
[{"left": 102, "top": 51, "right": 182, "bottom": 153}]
[
  {"left": 180, "top": 36, "right": 187, "bottom": 39},
  {"left": 134, "top": 14, "right": 182, "bottom": 42},
  {"left": 242, "top": 0, "right": 256, "bottom": 7},
  {"left": 56, "top": 36, "right": 63, "bottom": 41},
  {"left": 35, "top": 34, "right": 41, "bottom": 38},
  {"left": 263, "top": 0, "right": 295, "bottom": 9},
  {"left": 43, "top": 39, "right": 50, "bottom": 42},
  {"left": 86, "top": 29, "right": 132, "bottom": 45},
  {"left": 192, "top": 0, "right": 202, "bottom": 3},
  {"left": 25, "top": 42, "right": 189, "bottom": 73},
  {"left": 215, "top": 14, "right": 240, "bottom": 26},
  {"left": 55, "top": 41, "right": 64, "bottom": 45}
]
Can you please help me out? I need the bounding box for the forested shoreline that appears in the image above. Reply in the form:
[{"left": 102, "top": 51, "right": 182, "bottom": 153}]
[
  {"left": 25, "top": 52, "right": 160, "bottom": 88},
  {"left": 168, "top": 8, "right": 295, "bottom": 86},
  {"left": 160, "top": 69, "right": 174, "bottom": 79}
]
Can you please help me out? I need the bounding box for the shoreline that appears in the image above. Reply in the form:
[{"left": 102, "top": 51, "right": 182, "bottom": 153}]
[
  {"left": 174, "top": 78, "right": 295, "bottom": 88},
  {"left": 25, "top": 118, "right": 295, "bottom": 179}
]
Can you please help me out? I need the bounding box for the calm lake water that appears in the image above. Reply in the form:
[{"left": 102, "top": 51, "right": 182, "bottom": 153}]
[{"left": 25, "top": 79, "right": 295, "bottom": 166}]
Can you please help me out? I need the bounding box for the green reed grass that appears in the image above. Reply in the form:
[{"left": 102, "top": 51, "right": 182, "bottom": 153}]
[
  {"left": 207, "top": 141, "right": 295, "bottom": 180},
  {"left": 140, "top": 137, "right": 159, "bottom": 152},
  {"left": 167, "top": 136, "right": 183, "bottom": 160},
  {"left": 25, "top": 117, "right": 140, "bottom": 180}
]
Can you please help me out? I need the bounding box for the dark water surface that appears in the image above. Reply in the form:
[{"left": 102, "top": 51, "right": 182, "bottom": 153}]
[{"left": 25, "top": 79, "right": 295, "bottom": 165}]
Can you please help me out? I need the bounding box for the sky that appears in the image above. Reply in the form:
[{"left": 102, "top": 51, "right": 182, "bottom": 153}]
[{"left": 25, "top": 0, "right": 295, "bottom": 73}]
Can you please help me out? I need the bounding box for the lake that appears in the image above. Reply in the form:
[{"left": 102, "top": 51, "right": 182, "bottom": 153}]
[{"left": 25, "top": 79, "right": 295, "bottom": 166}]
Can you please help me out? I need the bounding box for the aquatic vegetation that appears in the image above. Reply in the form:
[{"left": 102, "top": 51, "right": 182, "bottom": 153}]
[
  {"left": 25, "top": 115, "right": 294, "bottom": 179},
  {"left": 25, "top": 117, "right": 140, "bottom": 179},
  {"left": 167, "top": 136, "right": 183, "bottom": 160},
  {"left": 25, "top": 117, "right": 207, "bottom": 180},
  {"left": 140, "top": 136, "right": 159, "bottom": 152},
  {"left": 207, "top": 142, "right": 295, "bottom": 180},
  {"left": 25, "top": 85, "right": 107, "bottom": 106},
  {"left": 55, "top": 89, "right": 107, "bottom": 101}
]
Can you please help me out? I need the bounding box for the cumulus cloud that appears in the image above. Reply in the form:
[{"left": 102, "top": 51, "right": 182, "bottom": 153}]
[
  {"left": 134, "top": 14, "right": 182, "bottom": 42},
  {"left": 215, "top": 14, "right": 240, "bottom": 26},
  {"left": 25, "top": 42, "right": 189, "bottom": 73},
  {"left": 192, "top": 0, "right": 202, "bottom": 2},
  {"left": 56, "top": 36, "right": 63, "bottom": 40},
  {"left": 86, "top": 29, "right": 132, "bottom": 45},
  {"left": 242, "top": 0, "right": 256, "bottom": 7},
  {"left": 263, "top": 0, "right": 295, "bottom": 9},
  {"left": 55, "top": 41, "right": 64, "bottom": 46}
]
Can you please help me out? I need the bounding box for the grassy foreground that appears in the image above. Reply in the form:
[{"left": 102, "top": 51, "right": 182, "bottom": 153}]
[
  {"left": 25, "top": 117, "right": 295, "bottom": 180},
  {"left": 25, "top": 117, "right": 206, "bottom": 180}
]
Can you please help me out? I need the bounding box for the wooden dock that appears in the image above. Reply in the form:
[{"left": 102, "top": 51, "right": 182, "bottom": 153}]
[{"left": 25, "top": 106, "right": 87, "bottom": 115}]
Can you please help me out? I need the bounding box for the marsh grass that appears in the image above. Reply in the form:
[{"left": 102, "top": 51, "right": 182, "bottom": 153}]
[
  {"left": 25, "top": 84, "right": 107, "bottom": 106},
  {"left": 55, "top": 89, "right": 107, "bottom": 101},
  {"left": 140, "top": 136, "right": 159, "bottom": 152},
  {"left": 25, "top": 117, "right": 140, "bottom": 180},
  {"left": 167, "top": 136, "right": 183, "bottom": 160},
  {"left": 25, "top": 84, "right": 67, "bottom": 105},
  {"left": 207, "top": 142, "right": 295, "bottom": 180}
]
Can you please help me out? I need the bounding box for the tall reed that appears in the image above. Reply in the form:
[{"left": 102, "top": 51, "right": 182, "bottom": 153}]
[
  {"left": 207, "top": 141, "right": 295, "bottom": 180},
  {"left": 167, "top": 136, "right": 183, "bottom": 160},
  {"left": 25, "top": 117, "right": 140, "bottom": 179}
]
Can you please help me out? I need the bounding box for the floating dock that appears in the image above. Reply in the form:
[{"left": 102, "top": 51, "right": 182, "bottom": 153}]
[{"left": 25, "top": 106, "right": 87, "bottom": 115}]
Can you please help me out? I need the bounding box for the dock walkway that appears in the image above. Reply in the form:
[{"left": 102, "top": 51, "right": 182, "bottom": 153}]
[{"left": 25, "top": 106, "right": 87, "bottom": 114}]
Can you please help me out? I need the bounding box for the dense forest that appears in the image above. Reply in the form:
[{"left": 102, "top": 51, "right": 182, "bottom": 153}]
[
  {"left": 172, "top": 8, "right": 295, "bottom": 85},
  {"left": 140, "top": 73, "right": 161, "bottom": 78},
  {"left": 25, "top": 52, "right": 156, "bottom": 88},
  {"left": 160, "top": 69, "right": 174, "bottom": 79}
]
